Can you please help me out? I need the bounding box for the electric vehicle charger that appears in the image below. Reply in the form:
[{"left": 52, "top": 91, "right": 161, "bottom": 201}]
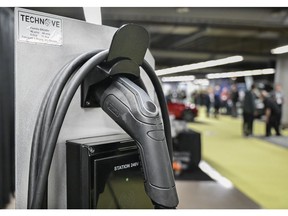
[
  {"left": 95, "top": 77, "right": 178, "bottom": 208},
  {"left": 27, "top": 24, "right": 178, "bottom": 209}
]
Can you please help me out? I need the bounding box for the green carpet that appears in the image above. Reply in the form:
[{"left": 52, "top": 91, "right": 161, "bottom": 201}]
[{"left": 188, "top": 108, "right": 288, "bottom": 209}]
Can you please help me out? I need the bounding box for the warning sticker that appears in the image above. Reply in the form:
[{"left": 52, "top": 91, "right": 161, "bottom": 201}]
[{"left": 18, "top": 11, "right": 63, "bottom": 46}]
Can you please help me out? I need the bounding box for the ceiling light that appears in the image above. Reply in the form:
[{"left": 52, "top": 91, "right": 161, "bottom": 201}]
[
  {"left": 262, "top": 68, "right": 275, "bottom": 74},
  {"left": 156, "top": 55, "right": 243, "bottom": 76},
  {"left": 271, "top": 45, "right": 288, "bottom": 54},
  {"left": 193, "top": 79, "right": 210, "bottom": 86},
  {"left": 161, "top": 75, "right": 195, "bottom": 82},
  {"left": 206, "top": 68, "right": 275, "bottom": 79}
]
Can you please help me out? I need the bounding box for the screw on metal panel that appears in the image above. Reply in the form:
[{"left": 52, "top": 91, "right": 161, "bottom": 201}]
[
  {"left": 88, "top": 147, "right": 95, "bottom": 154},
  {"left": 86, "top": 101, "right": 90, "bottom": 106}
]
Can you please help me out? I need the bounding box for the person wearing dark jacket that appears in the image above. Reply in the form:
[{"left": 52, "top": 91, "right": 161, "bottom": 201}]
[
  {"left": 242, "top": 84, "right": 257, "bottom": 136},
  {"left": 231, "top": 84, "right": 239, "bottom": 117},
  {"left": 260, "top": 90, "right": 281, "bottom": 137},
  {"left": 214, "top": 85, "right": 221, "bottom": 118},
  {"left": 203, "top": 91, "right": 211, "bottom": 117}
]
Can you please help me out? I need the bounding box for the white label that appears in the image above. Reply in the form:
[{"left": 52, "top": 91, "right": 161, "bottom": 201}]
[
  {"left": 18, "top": 11, "right": 63, "bottom": 46},
  {"left": 114, "top": 162, "right": 139, "bottom": 171}
]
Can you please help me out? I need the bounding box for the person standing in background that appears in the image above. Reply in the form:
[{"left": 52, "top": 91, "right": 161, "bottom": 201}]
[
  {"left": 260, "top": 90, "right": 282, "bottom": 137},
  {"left": 214, "top": 85, "right": 221, "bottom": 118},
  {"left": 242, "top": 84, "right": 257, "bottom": 136},
  {"left": 203, "top": 89, "right": 211, "bottom": 117},
  {"left": 272, "top": 84, "right": 284, "bottom": 129},
  {"left": 220, "top": 87, "right": 229, "bottom": 114},
  {"left": 230, "top": 84, "right": 239, "bottom": 118},
  {"left": 273, "top": 84, "right": 284, "bottom": 110}
]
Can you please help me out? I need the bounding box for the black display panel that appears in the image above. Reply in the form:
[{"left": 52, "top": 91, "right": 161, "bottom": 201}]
[
  {"left": 93, "top": 152, "right": 152, "bottom": 209},
  {"left": 66, "top": 134, "right": 153, "bottom": 209}
]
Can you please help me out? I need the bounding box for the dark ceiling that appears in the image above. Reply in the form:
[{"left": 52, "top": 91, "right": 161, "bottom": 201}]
[{"left": 101, "top": 7, "right": 288, "bottom": 79}]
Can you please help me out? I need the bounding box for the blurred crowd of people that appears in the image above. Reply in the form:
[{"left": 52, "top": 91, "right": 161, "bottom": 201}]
[
  {"left": 190, "top": 83, "right": 284, "bottom": 137},
  {"left": 191, "top": 84, "right": 239, "bottom": 119}
]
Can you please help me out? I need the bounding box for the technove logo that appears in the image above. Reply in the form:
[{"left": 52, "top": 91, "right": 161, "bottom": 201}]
[{"left": 20, "top": 14, "right": 60, "bottom": 28}]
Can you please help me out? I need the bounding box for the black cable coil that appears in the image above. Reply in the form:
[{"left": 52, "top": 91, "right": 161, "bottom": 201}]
[{"left": 28, "top": 49, "right": 173, "bottom": 209}]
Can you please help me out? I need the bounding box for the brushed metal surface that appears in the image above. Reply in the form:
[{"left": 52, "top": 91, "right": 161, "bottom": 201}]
[{"left": 15, "top": 8, "right": 155, "bottom": 209}]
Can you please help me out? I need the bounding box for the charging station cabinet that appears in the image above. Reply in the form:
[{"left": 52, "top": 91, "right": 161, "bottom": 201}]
[
  {"left": 15, "top": 7, "right": 178, "bottom": 209},
  {"left": 15, "top": 8, "right": 156, "bottom": 208},
  {"left": 66, "top": 133, "right": 153, "bottom": 209}
]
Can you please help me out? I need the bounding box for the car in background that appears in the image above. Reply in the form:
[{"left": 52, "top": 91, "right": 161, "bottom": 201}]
[{"left": 167, "top": 99, "right": 198, "bottom": 122}]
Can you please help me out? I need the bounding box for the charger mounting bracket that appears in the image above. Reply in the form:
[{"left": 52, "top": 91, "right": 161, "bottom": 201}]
[{"left": 81, "top": 24, "right": 149, "bottom": 108}]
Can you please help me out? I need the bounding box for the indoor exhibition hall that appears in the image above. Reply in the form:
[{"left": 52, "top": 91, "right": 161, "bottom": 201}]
[{"left": 1, "top": 7, "right": 288, "bottom": 210}]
